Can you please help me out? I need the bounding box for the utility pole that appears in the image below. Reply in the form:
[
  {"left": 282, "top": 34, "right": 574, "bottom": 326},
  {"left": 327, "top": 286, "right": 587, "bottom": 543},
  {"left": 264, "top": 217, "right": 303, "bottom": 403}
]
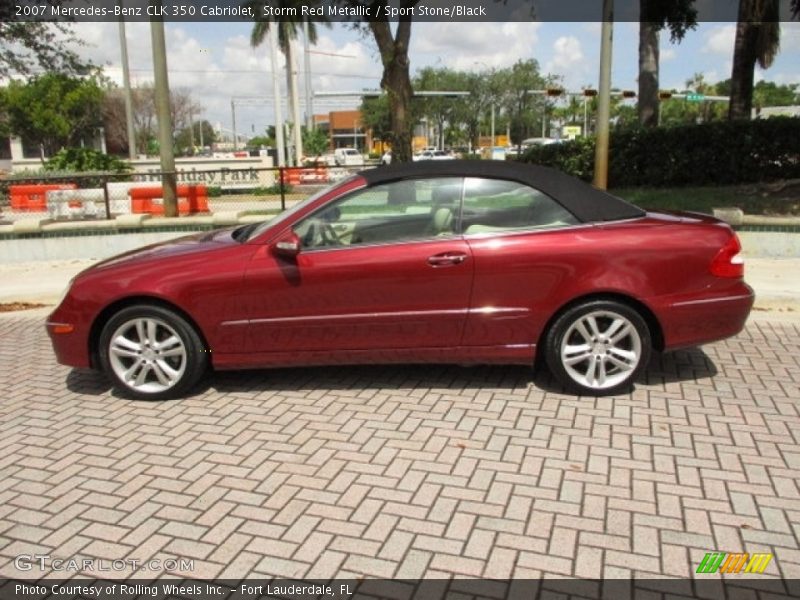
[
  {"left": 118, "top": 9, "right": 136, "bottom": 161},
  {"left": 270, "top": 31, "right": 286, "bottom": 167},
  {"left": 303, "top": 21, "right": 313, "bottom": 130},
  {"left": 593, "top": 0, "right": 614, "bottom": 190},
  {"left": 287, "top": 40, "right": 303, "bottom": 165},
  {"left": 231, "top": 100, "right": 237, "bottom": 151},
  {"left": 150, "top": 6, "right": 177, "bottom": 216}
]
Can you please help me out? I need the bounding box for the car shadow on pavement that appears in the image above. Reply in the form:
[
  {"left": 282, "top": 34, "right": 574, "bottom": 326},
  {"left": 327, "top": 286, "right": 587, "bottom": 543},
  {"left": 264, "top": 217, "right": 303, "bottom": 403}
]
[
  {"left": 65, "top": 368, "right": 113, "bottom": 395},
  {"left": 63, "top": 347, "right": 718, "bottom": 400},
  {"left": 207, "top": 363, "right": 537, "bottom": 395},
  {"left": 532, "top": 346, "right": 718, "bottom": 395}
]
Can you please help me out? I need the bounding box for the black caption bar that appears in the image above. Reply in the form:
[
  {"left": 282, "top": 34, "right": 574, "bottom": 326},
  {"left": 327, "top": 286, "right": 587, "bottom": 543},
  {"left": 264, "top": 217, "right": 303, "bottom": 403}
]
[
  {"left": 4, "top": 579, "right": 800, "bottom": 600},
  {"left": 4, "top": 0, "right": 799, "bottom": 22}
]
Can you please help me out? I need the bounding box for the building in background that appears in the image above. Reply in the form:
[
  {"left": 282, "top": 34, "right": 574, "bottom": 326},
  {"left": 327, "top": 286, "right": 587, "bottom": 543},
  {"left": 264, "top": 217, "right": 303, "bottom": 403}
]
[{"left": 314, "top": 110, "right": 371, "bottom": 153}]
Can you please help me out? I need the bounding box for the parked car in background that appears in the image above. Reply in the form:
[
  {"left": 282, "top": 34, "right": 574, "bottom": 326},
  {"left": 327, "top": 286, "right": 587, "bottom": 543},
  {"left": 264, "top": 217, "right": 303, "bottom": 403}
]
[
  {"left": 334, "top": 148, "right": 362, "bottom": 166},
  {"left": 414, "top": 150, "right": 455, "bottom": 161},
  {"left": 47, "top": 161, "right": 753, "bottom": 400}
]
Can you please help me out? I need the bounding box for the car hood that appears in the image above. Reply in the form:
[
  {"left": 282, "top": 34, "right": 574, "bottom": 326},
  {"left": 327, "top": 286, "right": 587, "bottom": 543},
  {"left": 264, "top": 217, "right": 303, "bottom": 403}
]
[{"left": 82, "top": 227, "right": 240, "bottom": 275}]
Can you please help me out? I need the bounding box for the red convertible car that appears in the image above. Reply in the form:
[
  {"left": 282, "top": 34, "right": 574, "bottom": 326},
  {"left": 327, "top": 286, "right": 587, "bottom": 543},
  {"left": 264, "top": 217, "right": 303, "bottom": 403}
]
[{"left": 47, "top": 161, "right": 753, "bottom": 400}]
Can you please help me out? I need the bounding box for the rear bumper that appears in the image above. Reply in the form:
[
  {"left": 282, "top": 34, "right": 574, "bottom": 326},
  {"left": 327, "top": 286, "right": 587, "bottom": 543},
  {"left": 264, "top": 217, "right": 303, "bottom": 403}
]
[{"left": 655, "top": 283, "right": 755, "bottom": 350}]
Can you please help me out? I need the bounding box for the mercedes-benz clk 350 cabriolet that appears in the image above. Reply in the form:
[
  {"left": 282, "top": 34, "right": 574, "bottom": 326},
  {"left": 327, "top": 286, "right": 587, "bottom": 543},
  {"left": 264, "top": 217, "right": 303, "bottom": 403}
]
[{"left": 47, "top": 161, "right": 753, "bottom": 399}]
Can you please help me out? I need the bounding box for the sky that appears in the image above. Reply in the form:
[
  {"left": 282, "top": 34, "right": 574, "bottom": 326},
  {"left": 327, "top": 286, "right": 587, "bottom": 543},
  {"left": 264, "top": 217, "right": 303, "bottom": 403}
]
[{"left": 59, "top": 20, "right": 800, "bottom": 139}]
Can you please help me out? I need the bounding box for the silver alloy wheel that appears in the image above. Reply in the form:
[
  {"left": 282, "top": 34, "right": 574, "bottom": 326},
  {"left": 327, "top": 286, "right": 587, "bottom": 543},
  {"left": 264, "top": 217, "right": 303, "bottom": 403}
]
[
  {"left": 107, "top": 317, "right": 187, "bottom": 395},
  {"left": 559, "top": 310, "right": 642, "bottom": 390}
]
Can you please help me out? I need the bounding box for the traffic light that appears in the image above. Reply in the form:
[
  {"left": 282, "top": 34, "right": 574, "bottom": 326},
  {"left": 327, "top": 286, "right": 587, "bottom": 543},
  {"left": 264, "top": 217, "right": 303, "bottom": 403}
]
[
  {"left": 546, "top": 88, "right": 564, "bottom": 96},
  {"left": 621, "top": 90, "right": 636, "bottom": 98},
  {"left": 658, "top": 91, "right": 673, "bottom": 100},
  {"left": 583, "top": 89, "right": 598, "bottom": 97}
]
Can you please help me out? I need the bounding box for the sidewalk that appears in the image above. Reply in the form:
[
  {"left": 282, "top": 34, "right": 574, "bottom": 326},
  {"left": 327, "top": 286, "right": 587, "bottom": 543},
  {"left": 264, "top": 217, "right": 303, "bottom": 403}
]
[{"left": 1, "top": 257, "right": 798, "bottom": 321}]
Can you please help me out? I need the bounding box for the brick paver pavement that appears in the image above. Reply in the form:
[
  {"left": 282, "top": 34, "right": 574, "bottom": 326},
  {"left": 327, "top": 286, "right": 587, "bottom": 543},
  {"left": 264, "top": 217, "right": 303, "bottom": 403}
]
[{"left": 1, "top": 311, "right": 799, "bottom": 581}]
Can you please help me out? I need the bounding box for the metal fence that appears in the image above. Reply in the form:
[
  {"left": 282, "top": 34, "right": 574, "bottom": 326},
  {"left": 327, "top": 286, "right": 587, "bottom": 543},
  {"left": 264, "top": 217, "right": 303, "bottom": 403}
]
[{"left": 0, "top": 164, "right": 379, "bottom": 224}]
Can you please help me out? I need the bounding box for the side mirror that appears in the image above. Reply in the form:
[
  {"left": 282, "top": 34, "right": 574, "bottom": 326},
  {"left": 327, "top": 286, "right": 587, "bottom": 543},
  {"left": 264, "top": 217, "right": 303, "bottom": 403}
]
[{"left": 272, "top": 232, "right": 301, "bottom": 259}]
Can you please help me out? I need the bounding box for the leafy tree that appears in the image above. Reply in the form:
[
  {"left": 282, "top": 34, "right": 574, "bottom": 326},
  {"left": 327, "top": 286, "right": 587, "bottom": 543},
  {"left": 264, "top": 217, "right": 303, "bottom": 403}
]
[
  {"left": 103, "top": 84, "right": 203, "bottom": 155},
  {"left": 728, "top": 0, "right": 799, "bottom": 120},
  {"left": 1, "top": 73, "right": 104, "bottom": 158},
  {"left": 499, "top": 60, "right": 548, "bottom": 146},
  {"left": 637, "top": 0, "right": 697, "bottom": 127},
  {"left": 302, "top": 126, "right": 329, "bottom": 158},
  {"left": 360, "top": 95, "right": 392, "bottom": 144},
  {"left": 459, "top": 71, "right": 496, "bottom": 149},
  {"left": 247, "top": 135, "right": 274, "bottom": 149},
  {"left": 753, "top": 80, "right": 799, "bottom": 109},
  {"left": 0, "top": 17, "right": 92, "bottom": 78},
  {"left": 175, "top": 120, "right": 217, "bottom": 156},
  {"left": 414, "top": 67, "right": 472, "bottom": 148},
  {"left": 658, "top": 76, "right": 727, "bottom": 125},
  {"left": 360, "top": 11, "right": 416, "bottom": 163}
]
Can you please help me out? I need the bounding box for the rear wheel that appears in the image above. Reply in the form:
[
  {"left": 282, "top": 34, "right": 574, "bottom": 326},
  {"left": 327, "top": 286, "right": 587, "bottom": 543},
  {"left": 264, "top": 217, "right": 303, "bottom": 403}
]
[
  {"left": 98, "top": 305, "right": 208, "bottom": 400},
  {"left": 545, "top": 300, "right": 651, "bottom": 396}
]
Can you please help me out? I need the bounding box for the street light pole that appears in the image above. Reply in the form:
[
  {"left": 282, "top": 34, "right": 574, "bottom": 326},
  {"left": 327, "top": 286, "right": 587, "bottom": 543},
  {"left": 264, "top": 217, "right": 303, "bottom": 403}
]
[
  {"left": 270, "top": 31, "right": 286, "bottom": 167},
  {"left": 231, "top": 100, "right": 237, "bottom": 151},
  {"left": 149, "top": 7, "right": 177, "bottom": 216},
  {"left": 118, "top": 10, "right": 136, "bottom": 161},
  {"left": 490, "top": 103, "right": 495, "bottom": 148},
  {"left": 593, "top": 0, "right": 614, "bottom": 190},
  {"left": 583, "top": 95, "right": 588, "bottom": 135},
  {"left": 303, "top": 21, "right": 314, "bottom": 130}
]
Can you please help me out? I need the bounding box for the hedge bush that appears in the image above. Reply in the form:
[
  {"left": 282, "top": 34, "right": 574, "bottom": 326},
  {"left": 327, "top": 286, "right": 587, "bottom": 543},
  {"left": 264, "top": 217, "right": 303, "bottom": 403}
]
[
  {"left": 520, "top": 117, "right": 800, "bottom": 187},
  {"left": 45, "top": 147, "right": 131, "bottom": 174}
]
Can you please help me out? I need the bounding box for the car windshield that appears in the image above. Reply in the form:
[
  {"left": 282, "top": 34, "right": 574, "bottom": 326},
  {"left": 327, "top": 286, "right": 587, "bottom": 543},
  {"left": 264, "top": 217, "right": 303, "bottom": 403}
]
[{"left": 243, "top": 176, "right": 359, "bottom": 241}]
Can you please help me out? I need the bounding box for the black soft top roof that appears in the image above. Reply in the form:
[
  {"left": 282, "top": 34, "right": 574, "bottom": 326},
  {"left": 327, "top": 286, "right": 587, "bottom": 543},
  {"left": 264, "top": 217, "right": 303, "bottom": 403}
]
[{"left": 359, "top": 160, "right": 645, "bottom": 223}]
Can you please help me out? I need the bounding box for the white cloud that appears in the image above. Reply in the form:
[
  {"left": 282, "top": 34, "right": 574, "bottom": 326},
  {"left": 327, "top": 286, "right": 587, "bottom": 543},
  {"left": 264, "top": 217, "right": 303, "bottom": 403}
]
[
  {"left": 548, "top": 36, "right": 584, "bottom": 72},
  {"left": 45, "top": 23, "right": 386, "bottom": 132},
  {"left": 413, "top": 22, "right": 541, "bottom": 72},
  {"left": 781, "top": 22, "right": 800, "bottom": 52},
  {"left": 545, "top": 35, "right": 590, "bottom": 89},
  {"left": 661, "top": 48, "right": 677, "bottom": 62},
  {"left": 703, "top": 24, "right": 736, "bottom": 55}
]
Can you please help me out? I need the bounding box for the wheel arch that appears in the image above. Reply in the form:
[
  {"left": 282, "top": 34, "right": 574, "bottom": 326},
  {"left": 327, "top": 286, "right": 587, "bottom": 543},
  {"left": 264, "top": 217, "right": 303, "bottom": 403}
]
[
  {"left": 536, "top": 292, "right": 665, "bottom": 363},
  {"left": 88, "top": 296, "right": 210, "bottom": 369}
]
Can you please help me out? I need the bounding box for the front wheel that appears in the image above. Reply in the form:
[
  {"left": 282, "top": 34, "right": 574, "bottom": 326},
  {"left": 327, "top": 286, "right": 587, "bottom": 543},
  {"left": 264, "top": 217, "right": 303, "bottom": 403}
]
[
  {"left": 545, "top": 300, "right": 651, "bottom": 396},
  {"left": 98, "top": 305, "right": 208, "bottom": 400}
]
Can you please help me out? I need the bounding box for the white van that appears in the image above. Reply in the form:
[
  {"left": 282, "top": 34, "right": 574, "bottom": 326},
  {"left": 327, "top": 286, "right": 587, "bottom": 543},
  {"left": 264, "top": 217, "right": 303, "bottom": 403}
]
[{"left": 334, "top": 148, "right": 363, "bottom": 166}]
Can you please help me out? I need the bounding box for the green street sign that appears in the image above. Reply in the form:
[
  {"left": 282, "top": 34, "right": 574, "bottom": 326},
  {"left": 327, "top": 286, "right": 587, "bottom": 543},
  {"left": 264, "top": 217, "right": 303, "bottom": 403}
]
[{"left": 686, "top": 93, "right": 705, "bottom": 102}]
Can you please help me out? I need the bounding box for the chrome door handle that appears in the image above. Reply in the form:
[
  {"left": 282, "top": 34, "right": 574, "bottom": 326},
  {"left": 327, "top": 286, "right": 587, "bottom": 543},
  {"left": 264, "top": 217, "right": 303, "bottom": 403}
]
[{"left": 427, "top": 253, "right": 468, "bottom": 266}]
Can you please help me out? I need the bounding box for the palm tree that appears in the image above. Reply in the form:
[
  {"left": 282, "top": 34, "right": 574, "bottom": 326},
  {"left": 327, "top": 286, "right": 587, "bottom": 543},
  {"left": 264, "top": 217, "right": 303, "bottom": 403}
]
[
  {"left": 637, "top": 0, "right": 697, "bottom": 128},
  {"left": 247, "top": 0, "right": 326, "bottom": 163},
  {"left": 728, "top": 0, "right": 784, "bottom": 120}
]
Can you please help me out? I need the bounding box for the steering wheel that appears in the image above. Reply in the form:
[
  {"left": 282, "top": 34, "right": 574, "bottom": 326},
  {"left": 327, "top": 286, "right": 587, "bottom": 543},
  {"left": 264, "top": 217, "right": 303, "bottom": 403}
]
[{"left": 320, "top": 222, "right": 341, "bottom": 246}]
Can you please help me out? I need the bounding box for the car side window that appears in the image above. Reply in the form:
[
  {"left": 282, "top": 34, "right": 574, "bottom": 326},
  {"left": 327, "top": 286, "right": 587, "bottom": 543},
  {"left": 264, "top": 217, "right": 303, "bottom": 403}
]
[
  {"left": 461, "top": 177, "right": 579, "bottom": 235},
  {"left": 294, "top": 177, "right": 463, "bottom": 250}
]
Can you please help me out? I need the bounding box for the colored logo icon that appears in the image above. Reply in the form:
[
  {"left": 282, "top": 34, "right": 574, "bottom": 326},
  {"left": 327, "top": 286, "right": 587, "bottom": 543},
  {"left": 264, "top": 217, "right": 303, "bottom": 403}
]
[{"left": 696, "top": 552, "right": 773, "bottom": 574}]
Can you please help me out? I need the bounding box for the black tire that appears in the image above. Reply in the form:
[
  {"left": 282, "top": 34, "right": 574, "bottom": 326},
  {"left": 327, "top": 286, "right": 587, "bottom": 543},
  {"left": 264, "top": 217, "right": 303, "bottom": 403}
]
[
  {"left": 98, "top": 304, "right": 208, "bottom": 400},
  {"left": 544, "top": 299, "right": 651, "bottom": 396}
]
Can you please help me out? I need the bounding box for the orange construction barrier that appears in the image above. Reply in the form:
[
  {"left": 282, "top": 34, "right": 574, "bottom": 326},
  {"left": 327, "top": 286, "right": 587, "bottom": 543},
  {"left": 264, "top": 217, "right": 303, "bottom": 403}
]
[
  {"left": 10, "top": 184, "right": 77, "bottom": 212},
  {"left": 284, "top": 168, "right": 302, "bottom": 185},
  {"left": 299, "top": 166, "right": 329, "bottom": 184},
  {"left": 129, "top": 185, "right": 209, "bottom": 215}
]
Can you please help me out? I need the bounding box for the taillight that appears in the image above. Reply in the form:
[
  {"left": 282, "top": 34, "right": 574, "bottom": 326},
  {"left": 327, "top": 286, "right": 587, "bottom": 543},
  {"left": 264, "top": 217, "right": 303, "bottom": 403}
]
[{"left": 710, "top": 234, "right": 744, "bottom": 278}]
